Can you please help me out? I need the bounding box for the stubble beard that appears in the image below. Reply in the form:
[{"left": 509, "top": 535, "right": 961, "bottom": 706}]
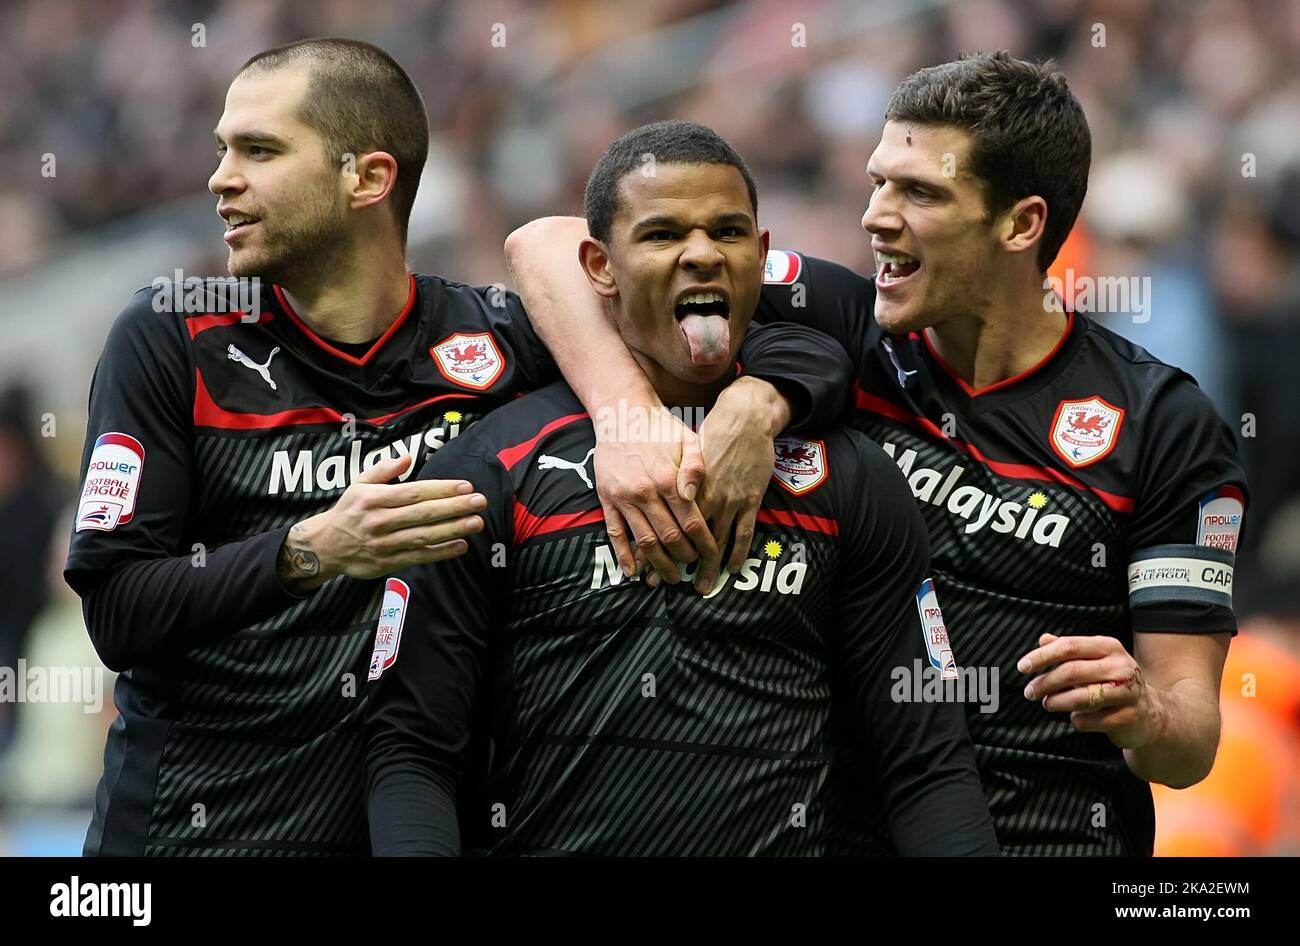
[{"left": 227, "top": 186, "right": 351, "bottom": 290}]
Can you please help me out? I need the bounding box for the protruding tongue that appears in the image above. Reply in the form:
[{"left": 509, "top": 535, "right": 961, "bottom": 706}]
[{"left": 679, "top": 313, "right": 730, "bottom": 365}]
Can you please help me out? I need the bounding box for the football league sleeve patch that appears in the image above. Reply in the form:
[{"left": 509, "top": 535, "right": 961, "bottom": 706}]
[
  {"left": 76, "top": 432, "right": 146, "bottom": 532},
  {"left": 368, "top": 578, "right": 411, "bottom": 681},
  {"left": 916, "top": 578, "right": 959, "bottom": 680}
]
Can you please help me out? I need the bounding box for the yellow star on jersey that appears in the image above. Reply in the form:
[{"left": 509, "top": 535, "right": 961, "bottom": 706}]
[
  {"left": 764, "top": 540, "right": 783, "bottom": 559},
  {"left": 1027, "top": 491, "right": 1048, "bottom": 509},
  {"left": 444, "top": 410, "right": 463, "bottom": 423}
]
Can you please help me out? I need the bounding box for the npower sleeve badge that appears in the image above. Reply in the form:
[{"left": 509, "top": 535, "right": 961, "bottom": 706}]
[{"left": 76, "top": 432, "right": 145, "bottom": 532}]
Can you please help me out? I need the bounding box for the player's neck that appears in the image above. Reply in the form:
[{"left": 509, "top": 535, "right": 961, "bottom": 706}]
[
  {"left": 925, "top": 278, "right": 1068, "bottom": 391},
  {"left": 632, "top": 351, "right": 728, "bottom": 411},
  {"left": 277, "top": 250, "right": 411, "bottom": 345}
]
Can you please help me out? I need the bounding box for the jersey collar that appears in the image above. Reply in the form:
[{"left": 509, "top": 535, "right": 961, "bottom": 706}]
[
  {"left": 272, "top": 273, "right": 418, "bottom": 367},
  {"left": 920, "top": 310, "right": 1080, "bottom": 401}
]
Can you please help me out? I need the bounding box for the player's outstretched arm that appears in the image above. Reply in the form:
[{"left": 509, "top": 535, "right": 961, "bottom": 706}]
[
  {"left": 364, "top": 446, "right": 509, "bottom": 856},
  {"left": 275, "top": 452, "right": 487, "bottom": 593},
  {"left": 831, "top": 435, "right": 998, "bottom": 856}
]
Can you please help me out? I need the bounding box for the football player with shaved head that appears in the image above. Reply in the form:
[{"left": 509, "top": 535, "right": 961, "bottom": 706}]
[{"left": 64, "top": 39, "right": 847, "bottom": 857}]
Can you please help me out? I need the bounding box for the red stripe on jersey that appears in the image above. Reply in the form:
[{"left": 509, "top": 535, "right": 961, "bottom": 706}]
[
  {"left": 273, "top": 274, "right": 418, "bottom": 366},
  {"left": 513, "top": 501, "right": 604, "bottom": 544},
  {"left": 185, "top": 310, "right": 273, "bottom": 338},
  {"left": 496, "top": 412, "right": 589, "bottom": 470},
  {"left": 366, "top": 393, "right": 479, "bottom": 426},
  {"left": 756, "top": 508, "right": 839, "bottom": 537},
  {"left": 192, "top": 369, "right": 479, "bottom": 430},
  {"left": 194, "top": 370, "right": 343, "bottom": 428},
  {"left": 854, "top": 385, "right": 1136, "bottom": 514}
]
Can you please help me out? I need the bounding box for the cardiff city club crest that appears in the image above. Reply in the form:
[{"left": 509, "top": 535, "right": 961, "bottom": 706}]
[
  {"left": 772, "top": 436, "right": 828, "bottom": 495},
  {"left": 431, "top": 332, "right": 505, "bottom": 390},
  {"left": 1050, "top": 396, "right": 1125, "bottom": 468}
]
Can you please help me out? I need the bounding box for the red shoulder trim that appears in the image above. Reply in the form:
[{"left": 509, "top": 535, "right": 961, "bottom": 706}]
[
  {"left": 513, "top": 501, "right": 604, "bottom": 544},
  {"left": 192, "top": 368, "right": 477, "bottom": 430},
  {"left": 185, "top": 310, "right": 273, "bottom": 338},
  {"left": 496, "top": 412, "right": 588, "bottom": 471}
]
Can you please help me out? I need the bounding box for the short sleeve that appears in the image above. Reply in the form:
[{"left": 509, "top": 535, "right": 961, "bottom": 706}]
[{"left": 1127, "top": 377, "right": 1248, "bottom": 635}]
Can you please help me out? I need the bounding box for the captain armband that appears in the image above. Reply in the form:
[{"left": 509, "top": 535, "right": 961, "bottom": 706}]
[{"left": 1127, "top": 544, "right": 1234, "bottom": 610}]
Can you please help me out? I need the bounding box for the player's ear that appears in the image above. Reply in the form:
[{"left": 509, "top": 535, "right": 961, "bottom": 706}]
[
  {"left": 347, "top": 150, "right": 398, "bottom": 212},
  {"left": 1000, "top": 194, "right": 1047, "bottom": 258},
  {"left": 758, "top": 226, "right": 771, "bottom": 260},
  {"left": 578, "top": 237, "right": 619, "bottom": 299}
]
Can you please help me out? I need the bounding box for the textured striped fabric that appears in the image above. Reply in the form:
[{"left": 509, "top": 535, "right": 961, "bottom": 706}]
[{"left": 482, "top": 526, "right": 839, "bottom": 855}]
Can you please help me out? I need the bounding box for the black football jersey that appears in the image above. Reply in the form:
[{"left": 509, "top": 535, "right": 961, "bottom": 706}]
[
  {"left": 757, "top": 251, "right": 1248, "bottom": 856},
  {"left": 364, "top": 381, "right": 997, "bottom": 856},
  {"left": 64, "top": 273, "right": 848, "bottom": 856}
]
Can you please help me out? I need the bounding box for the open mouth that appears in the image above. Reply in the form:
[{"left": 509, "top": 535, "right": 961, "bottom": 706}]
[
  {"left": 876, "top": 251, "right": 921, "bottom": 289},
  {"left": 674, "top": 290, "right": 731, "bottom": 321},
  {"left": 674, "top": 290, "right": 732, "bottom": 366},
  {"left": 223, "top": 213, "right": 262, "bottom": 241}
]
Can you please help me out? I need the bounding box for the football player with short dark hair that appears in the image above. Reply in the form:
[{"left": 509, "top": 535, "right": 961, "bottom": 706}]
[{"left": 364, "top": 121, "right": 997, "bottom": 856}]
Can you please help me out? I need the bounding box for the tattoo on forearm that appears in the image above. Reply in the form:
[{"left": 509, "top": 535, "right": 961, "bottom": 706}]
[{"left": 277, "top": 523, "right": 322, "bottom": 590}]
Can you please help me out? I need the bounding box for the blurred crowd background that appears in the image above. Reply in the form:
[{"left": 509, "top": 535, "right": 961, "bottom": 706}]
[{"left": 1, "top": 0, "right": 1297, "bottom": 856}]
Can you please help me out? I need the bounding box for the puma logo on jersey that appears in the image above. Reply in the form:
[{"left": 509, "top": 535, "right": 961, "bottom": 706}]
[
  {"left": 228, "top": 344, "right": 280, "bottom": 390},
  {"left": 538, "top": 447, "right": 595, "bottom": 490},
  {"left": 590, "top": 544, "right": 807, "bottom": 598},
  {"left": 882, "top": 338, "right": 918, "bottom": 387},
  {"left": 881, "top": 441, "right": 1071, "bottom": 547}
]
